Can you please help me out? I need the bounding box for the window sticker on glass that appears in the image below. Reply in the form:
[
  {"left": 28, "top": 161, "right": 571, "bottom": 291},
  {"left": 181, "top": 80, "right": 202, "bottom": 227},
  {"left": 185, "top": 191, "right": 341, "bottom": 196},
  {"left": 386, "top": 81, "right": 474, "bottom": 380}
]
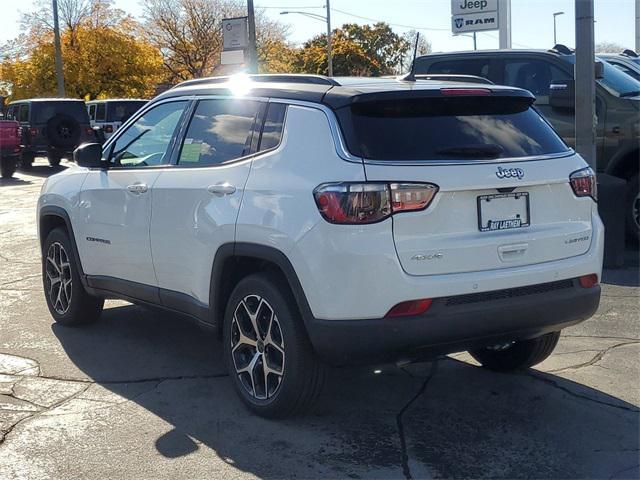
[{"left": 180, "top": 138, "right": 202, "bottom": 163}]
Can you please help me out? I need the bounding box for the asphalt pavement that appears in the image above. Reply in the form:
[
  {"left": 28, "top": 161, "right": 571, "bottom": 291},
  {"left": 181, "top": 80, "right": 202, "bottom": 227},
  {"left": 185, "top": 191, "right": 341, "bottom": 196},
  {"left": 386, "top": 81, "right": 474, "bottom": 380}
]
[{"left": 1, "top": 159, "right": 638, "bottom": 480}]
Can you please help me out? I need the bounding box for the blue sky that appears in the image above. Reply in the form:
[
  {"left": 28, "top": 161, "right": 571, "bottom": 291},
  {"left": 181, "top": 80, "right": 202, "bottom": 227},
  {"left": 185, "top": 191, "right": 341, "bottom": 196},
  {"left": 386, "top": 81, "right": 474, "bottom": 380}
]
[{"left": 1, "top": 0, "right": 636, "bottom": 53}]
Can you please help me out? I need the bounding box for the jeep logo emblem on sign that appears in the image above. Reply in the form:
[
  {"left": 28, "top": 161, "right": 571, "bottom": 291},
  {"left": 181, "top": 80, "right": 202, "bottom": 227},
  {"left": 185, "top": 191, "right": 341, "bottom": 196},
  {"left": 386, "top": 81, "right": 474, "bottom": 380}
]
[{"left": 496, "top": 166, "right": 524, "bottom": 179}]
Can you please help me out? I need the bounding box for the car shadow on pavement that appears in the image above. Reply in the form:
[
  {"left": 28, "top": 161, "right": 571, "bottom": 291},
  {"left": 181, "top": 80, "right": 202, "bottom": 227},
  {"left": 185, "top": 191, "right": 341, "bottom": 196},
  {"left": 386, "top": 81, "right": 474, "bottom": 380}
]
[
  {"left": 52, "top": 303, "right": 640, "bottom": 479},
  {"left": 0, "top": 177, "right": 32, "bottom": 186},
  {"left": 18, "top": 164, "right": 68, "bottom": 179}
]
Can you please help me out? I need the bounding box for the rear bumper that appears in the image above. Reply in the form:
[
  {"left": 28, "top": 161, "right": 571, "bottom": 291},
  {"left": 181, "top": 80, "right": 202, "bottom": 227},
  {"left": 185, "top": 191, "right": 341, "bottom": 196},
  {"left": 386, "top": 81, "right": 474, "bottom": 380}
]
[{"left": 305, "top": 279, "right": 600, "bottom": 365}]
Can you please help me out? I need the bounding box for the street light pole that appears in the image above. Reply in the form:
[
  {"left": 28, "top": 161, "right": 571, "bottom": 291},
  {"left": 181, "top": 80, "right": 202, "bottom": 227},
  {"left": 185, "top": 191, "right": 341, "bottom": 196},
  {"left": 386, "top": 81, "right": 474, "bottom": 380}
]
[
  {"left": 326, "top": 0, "right": 333, "bottom": 76},
  {"left": 280, "top": 8, "right": 332, "bottom": 76},
  {"left": 575, "top": 0, "right": 596, "bottom": 170},
  {"left": 247, "top": 0, "right": 258, "bottom": 73},
  {"left": 52, "top": 0, "right": 65, "bottom": 97},
  {"left": 553, "top": 11, "right": 564, "bottom": 45}
]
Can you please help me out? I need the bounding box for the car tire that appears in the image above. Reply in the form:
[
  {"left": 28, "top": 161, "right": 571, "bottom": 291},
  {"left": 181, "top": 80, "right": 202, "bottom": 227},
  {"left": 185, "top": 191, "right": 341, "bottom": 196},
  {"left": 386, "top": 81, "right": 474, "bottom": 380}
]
[
  {"left": 42, "top": 228, "right": 104, "bottom": 327},
  {"left": 469, "top": 331, "right": 560, "bottom": 372},
  {"left": 223, "top": 273, "right": 325, "bottom": 418},
  {"left": 20, "top": 153, "right": 34, "bottom": 170},
  {"left": 1, "top": 157, "right": 16, "bottom": 179},
  {"left": 626, "top": 174, "right": 639, "bottom": 243},
  {"left": 47, "top": 152, "right": 62, "bottom": 168}
]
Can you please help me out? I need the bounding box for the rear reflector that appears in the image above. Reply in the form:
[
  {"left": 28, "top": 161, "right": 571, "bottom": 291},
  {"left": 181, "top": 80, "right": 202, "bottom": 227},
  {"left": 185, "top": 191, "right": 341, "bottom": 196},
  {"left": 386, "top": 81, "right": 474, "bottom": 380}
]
[
  {"left": 385, "top": 299, "right": 433, "bottom": 318},
  {"left": 440, "top": 88, "right": 491, "bottom": 96},
  {"left": 578, "top": 274, "right": 599, "bottom": 289}
]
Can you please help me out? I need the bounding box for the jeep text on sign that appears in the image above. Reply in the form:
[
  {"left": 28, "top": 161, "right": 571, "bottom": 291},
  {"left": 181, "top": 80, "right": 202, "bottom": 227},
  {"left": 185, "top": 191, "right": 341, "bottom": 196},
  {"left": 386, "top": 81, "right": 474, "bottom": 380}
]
[
  {"left": 451, "top": 0, "right": 498, "bottom": 16},
  {"left": 451, "top": 11, "right": 499, "bottom": 33}
]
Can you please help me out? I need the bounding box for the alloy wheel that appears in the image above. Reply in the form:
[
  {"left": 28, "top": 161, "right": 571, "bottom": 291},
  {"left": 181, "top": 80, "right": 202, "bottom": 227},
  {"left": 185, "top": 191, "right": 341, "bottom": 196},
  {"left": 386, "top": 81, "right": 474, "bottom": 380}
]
[
  {"left": 45, "top": 242, "right": 72, "bottom": 315},
  {"left": 230, "top": 295, "right": 285, "bottom": 401}
]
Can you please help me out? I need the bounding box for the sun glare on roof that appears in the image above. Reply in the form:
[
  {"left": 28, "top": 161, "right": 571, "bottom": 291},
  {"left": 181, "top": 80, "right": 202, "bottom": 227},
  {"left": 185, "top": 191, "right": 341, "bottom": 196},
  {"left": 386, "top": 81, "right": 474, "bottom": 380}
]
[{"left": 225, "top": 73, "right": 254, "bottom": 96}]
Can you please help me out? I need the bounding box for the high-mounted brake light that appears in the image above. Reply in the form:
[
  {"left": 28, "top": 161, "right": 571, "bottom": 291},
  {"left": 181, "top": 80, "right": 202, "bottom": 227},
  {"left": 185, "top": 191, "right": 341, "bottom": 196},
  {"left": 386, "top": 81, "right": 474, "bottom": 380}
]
[
  {"left": 313, "top": 182, "right": 438, "bottom": 224},
  {"left": 570, "top": 167, "right": 597, "bottom": 201},
  {"left": 440, "top": 88, "right": 491, "bottom": 96}
]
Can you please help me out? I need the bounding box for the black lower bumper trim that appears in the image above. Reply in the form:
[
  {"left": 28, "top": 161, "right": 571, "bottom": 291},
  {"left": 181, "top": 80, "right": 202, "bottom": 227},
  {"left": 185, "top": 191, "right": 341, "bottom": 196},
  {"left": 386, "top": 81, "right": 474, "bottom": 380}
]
[{"left": 305, "top": 279, "right": 601, "bottom": 365}]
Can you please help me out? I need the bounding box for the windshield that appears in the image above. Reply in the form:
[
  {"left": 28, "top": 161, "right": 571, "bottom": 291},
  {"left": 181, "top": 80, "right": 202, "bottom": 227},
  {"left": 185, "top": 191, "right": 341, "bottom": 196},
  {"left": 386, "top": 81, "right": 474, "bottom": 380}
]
[
  {"left": 338, "top": 96, "right": 570, "bottom": 161},
  {"left": 598, "top": 60, "right": 640, "bottom": 97}
]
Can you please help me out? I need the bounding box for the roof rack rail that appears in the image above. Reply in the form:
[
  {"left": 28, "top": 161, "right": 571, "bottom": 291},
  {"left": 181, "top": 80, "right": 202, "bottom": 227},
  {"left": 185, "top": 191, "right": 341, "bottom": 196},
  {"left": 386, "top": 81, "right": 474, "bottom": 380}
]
[
  {"left": 173, "top": 74, "right": 340, "bottom": 89},
  {"left": 550, "top": 44, "right": 574, "bottom": 55},
  {"left": 622, "top": 49, "right": 639, "bottom": 58},
  {"left": 409, "top": 74, "right": 495, "bottom": 85}
]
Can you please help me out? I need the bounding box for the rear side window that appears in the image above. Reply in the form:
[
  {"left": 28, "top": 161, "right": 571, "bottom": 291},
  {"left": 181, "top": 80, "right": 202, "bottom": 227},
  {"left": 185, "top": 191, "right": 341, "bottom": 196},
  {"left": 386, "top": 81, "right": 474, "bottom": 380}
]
[
  {"left": 95, "top": 103, "right": 106, "bottom": 122},
  {"left": 88, "top": 104, "right": 96, "bottom": 121},
  {"left": 177, "top": 99, "right": 260, "bottom": 166},
  {"left": 258, "top": 103, "right": 286, "bottom": 152},
  {"left": 426, "top": 58, "right": 491, "bottom": 78},
  {"left": 338, "top": 96, "right": 570, "bottom": 161},
  {"left": 33, "top": 102, "right": 89, "bottom": 124},
  {"left": 19, "top": 105, "right": 29, "bottom": 122}
]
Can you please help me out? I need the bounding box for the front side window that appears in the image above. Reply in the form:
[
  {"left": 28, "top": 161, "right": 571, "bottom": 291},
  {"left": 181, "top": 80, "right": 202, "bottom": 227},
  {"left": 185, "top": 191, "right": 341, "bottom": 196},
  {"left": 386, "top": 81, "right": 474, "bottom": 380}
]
[
  {"left": 503, "top": 59, "right": 570, "bottom": 101},
  {"left": 111, "top": 101, "right": 187, "bottom": 168},
  {"left": 177, "top": 99, "right": 260, "bottom": 166}
]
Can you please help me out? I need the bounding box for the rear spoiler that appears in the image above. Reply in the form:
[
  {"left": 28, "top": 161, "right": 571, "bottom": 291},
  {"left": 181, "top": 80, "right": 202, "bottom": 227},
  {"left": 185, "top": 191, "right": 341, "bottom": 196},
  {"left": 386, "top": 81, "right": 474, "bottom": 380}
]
[{"left": 323, "top": 86, "right": 535, "bottom": 110}]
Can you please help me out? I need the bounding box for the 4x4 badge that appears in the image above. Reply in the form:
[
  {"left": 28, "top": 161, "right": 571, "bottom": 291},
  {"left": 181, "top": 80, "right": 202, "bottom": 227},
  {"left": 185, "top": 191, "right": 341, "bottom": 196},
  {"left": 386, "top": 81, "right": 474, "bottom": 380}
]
[{"left": 496, "top": 166, "right": 524, "bottom": 179}]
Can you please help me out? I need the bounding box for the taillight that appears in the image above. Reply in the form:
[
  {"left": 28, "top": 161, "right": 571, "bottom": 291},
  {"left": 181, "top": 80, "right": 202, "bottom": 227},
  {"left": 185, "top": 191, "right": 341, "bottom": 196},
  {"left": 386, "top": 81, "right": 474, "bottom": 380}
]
[
  {"left": 313, "top": 182, "right": 438, "bottom": 224},
  {"left": 570, "top": 167, "right": 597, "bottom": 201},
  {"left": 86, "top": 127, "right": 94, "bottom": 136},
  {"left": 104, "top": 125, "right": 114, "bottom": 134},
  {"left": 578, "top": 274, "right": 599, "bottom": 288},
  {"left": 29, "top": 127, "right": 38, "bottom": 138},
  {"left": 386, "top": 298, "right": 433, "bottom": 318},
  {"left": 441, "top": 88, "right": 491, "bottom": 96}
]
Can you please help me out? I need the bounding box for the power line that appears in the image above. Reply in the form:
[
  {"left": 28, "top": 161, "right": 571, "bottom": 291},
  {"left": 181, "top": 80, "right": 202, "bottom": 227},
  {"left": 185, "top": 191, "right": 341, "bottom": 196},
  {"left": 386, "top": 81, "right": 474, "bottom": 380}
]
[{"left": 330, "top": 7, "right": 451, "bottom": 31}]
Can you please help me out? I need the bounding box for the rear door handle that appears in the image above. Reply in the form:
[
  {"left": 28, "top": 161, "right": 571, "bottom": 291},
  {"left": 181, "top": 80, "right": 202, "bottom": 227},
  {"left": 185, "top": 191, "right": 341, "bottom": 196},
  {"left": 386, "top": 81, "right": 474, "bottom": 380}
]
[
  {"left": 207, "top": 183, "right": 236, "bottom": 196},
  {"left": 127, "top": 183, "right": 148, "bottom": 194}
]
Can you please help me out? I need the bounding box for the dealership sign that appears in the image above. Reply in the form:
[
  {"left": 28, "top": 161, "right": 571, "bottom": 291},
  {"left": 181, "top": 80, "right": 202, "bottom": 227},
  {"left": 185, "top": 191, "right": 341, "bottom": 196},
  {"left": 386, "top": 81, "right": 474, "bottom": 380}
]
[
  {"left": 451, "top": 0, "right": 500, "bottom": 34},
  {"left": 222, "top": 17, "right": 248, "bottom": 65}
]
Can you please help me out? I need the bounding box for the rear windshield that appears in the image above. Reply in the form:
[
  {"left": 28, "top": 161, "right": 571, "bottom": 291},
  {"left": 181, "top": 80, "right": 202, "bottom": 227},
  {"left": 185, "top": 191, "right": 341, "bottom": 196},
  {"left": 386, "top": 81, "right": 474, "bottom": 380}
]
[
  {"left": 33, "top": 102, "right": 89, "bottom": 124},
  {"left": 338, "top": 96, "right": 570, "bottom": 161},
  {"left": 107, "top": 101, "right": 147, "bottom": 122}
]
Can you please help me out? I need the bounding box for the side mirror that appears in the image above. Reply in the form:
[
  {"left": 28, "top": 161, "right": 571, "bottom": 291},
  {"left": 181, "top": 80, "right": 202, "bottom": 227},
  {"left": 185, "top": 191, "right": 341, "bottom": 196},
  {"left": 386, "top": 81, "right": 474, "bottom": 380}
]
[
  {"left": 549, "top": 78, "right": 575, "bottom": 109},
  {"left": 74, "top": 143, "right": 106, "bottom": 168}
]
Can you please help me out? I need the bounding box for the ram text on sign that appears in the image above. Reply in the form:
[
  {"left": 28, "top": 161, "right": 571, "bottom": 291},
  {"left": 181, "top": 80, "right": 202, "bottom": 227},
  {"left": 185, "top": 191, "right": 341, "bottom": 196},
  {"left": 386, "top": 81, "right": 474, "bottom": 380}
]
[{"left": 451, "top": 11, "right": 499, "bottom": 33}]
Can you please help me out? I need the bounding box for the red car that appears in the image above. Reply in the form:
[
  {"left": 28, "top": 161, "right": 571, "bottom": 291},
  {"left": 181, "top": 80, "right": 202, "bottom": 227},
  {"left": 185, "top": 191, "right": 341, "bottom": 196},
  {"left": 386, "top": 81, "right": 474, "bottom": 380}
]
[{"left": 0, "top": 120, "right": 21, "bottom": 178}]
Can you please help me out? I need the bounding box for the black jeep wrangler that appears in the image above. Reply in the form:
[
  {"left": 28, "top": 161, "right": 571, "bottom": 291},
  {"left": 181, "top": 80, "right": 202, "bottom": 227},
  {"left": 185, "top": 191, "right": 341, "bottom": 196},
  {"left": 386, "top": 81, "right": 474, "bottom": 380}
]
[{"left": 5, "top": 99, "right": 94, "bottom": 168}]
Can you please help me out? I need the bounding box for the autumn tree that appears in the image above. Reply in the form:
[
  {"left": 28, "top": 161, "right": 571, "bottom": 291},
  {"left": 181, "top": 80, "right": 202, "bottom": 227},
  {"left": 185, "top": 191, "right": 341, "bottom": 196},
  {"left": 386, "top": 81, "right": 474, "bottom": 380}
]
[
  {"left": 399, "top": 30, "right": 432, "bottom": 73},
  {"left": 1, "top": 0, "right": 163, "bottom": 100},
  {"left": 595, "top": 41, "right": 626, "bottom": 53},
  {"left": 295, "top": 22, "right": 416, "bottom": 76},
  {"left": 142, "top": 0, "right": 291, "bottom": 82}
]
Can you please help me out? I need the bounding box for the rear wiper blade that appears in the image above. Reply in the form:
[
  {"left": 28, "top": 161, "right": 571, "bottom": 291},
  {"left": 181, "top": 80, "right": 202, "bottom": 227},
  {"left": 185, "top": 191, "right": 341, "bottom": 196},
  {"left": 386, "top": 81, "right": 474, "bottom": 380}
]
[{"left": 435, "top": 144, "right": 504, "bottom": 158}]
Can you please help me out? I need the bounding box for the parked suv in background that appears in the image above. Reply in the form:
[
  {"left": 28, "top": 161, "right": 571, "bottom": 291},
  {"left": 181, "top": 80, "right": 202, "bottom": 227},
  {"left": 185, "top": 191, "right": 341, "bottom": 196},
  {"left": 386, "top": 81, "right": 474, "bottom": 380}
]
[
  {"left": 38, "top": 75, "right": 603, "bottom": 417},
  {"left": 87, "top": 99, "right": 147, "bottom": 141},
  {"left": 6, "top": 99, "right": 94, "bottom": 168},
  {"left": 413, "top": 45, "right": 640, "bottom": 240}
]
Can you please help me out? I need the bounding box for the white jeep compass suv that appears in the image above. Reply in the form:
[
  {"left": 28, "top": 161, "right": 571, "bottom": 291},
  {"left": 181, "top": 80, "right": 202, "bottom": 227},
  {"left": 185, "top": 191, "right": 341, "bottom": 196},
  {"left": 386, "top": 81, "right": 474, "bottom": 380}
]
[{"left": 38, "top": 74, "right": 604, "bottom": 417}]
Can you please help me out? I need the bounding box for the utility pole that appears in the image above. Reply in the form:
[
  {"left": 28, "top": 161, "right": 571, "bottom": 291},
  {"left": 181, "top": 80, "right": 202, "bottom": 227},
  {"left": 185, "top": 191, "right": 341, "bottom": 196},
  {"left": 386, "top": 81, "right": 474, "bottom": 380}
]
[
  {"left": 575, "top": 0, "right": 596, "bottom": 169},
  {"left": 326, "top": 0, "right": 333, "bottom": 76},
  {"left": 498, "top": 0, "right": 511, "bottom": 49},
  {"left": 246, "top": 0, "right": 258, "bottom": 73},
  {"left": 52, "top": 0, "right": 65, "bottom": 97},
  {"left": 636, "top": 0, "right": 640, "bottom": 53}
]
